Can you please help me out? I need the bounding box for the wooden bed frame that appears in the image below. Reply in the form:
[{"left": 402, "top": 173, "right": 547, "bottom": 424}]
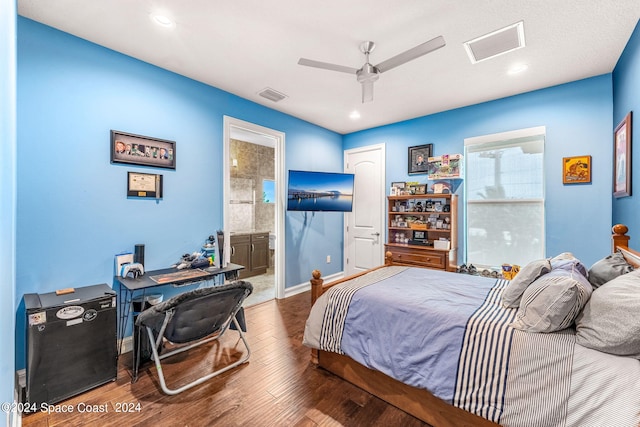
[{"left": 309, "top": 224, "right": 640, "bottom": 427}]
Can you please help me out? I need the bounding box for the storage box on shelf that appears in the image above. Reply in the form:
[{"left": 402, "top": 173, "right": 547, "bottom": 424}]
[{"left": 386, "top": 194, "right": 457, "bottom": 271}]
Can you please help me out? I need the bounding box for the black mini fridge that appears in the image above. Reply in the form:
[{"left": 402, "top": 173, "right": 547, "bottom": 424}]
[{"left": 24, "top": 283, "right": 118, "bottom": 407}]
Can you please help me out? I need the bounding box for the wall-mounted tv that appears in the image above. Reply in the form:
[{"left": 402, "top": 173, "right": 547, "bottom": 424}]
[{"left": 287, "top": 170, "right": 354, "bottom": 212}]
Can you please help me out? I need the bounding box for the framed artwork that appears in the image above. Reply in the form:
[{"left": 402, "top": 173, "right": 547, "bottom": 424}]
[
  {"left": 613, "top": 112, "right": 632, "bottom": 198},
  {"left": 562, "top": 155, "right": 591, "bottom": 184},
  {"left": 408, "top": 144, "right": 433, "bottom": 175},
  {"left": 127, "top": 172, "right": 163, "bottom": 198},
  {"left": 111, "top": 130, "right": 176, "bottom": 170}
]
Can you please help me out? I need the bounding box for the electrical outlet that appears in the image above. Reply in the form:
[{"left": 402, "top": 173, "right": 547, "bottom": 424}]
[{"left": 326, "top": 255, "right": 331, "bottom": 263}]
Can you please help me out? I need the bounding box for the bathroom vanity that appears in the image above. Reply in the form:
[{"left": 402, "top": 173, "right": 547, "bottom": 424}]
[{"left": 229, "top": 232, "right": 269, "bottom": 279}]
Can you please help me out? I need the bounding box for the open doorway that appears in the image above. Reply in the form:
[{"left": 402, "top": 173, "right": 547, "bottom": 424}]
[{"left": 223, "top": 117, "right": 285, "bottom": 306}]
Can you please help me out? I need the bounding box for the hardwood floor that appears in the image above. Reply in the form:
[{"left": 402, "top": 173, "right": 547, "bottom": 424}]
[{"left": 21, "top": 291, "right": 429, "bottom": 427}]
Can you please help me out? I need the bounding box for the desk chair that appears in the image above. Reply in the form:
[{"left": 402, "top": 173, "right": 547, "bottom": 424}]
[{"left": 135, "top": 280, "right": 253, "bottom": 395}]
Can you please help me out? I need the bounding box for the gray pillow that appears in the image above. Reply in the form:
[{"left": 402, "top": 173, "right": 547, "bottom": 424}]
[
  {"left": 587, "top": 251, "right": 634, "bottom": 289},
  {"left": 575, "top": 270, "right": 640, "bottom": 359},
  {"left": 501, "top": 258, "right": 551, "bottom": 308},
  {"left": 511, "top": 267, "right": 592, "bottom": 333}
]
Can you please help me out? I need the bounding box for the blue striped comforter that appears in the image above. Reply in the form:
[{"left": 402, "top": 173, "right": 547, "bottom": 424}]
[{"left": 303, "top": 266, "right": 640, "bottom": 427}]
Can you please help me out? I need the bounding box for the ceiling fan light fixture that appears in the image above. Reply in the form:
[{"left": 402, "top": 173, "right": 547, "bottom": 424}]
[
  {"left": 297, "top": 35, "right": 445, "bottom": 104},
  {"left": 356, "top": 64, "right": 380, "bottom": 83},
  {"left": 464, "top": 21, "right": 525, "bottom": 64}
]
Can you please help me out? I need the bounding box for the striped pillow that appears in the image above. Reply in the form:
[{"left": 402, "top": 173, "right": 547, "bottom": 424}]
[
  {"left": 501, "top": 258, "right": 551, "bottom": 308},
  {"left": 511, "top": 266, "right": 592, "bottom": 333}
]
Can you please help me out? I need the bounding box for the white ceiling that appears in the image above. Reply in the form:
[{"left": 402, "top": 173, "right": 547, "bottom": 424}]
[{"left": 18, "top": 0, "right": 640, "bottom": 134}]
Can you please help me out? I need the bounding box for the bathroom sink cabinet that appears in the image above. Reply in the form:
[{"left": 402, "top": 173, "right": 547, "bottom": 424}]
[{"left": 230, "top": 232, "right": 269, "bottom": 279}]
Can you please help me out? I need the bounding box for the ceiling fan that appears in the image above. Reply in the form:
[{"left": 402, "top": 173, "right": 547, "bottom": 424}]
[{"left": 298, "top": 36, "right": 446, "bottom": 103}]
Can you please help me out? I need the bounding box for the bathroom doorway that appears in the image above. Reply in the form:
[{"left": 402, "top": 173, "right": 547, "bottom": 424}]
[{"left": 223, "top": 117, "right": 285, "bottom": 306}]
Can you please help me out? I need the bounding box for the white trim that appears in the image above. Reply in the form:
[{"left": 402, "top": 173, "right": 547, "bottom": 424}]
[
  {"left": 119, "top": 336, "right": 134, "bottom": 354},
  {"left": 223, "top": 117, "right": 286, "bottom": 299},
  {"left": 464, "top": 126, "right": 546, "bottom": 147},
  {"left": 284, "top": 271, "right": 346, "bottom": 298}
]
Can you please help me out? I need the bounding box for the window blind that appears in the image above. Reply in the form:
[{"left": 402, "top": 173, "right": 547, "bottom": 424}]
[{"left": 464, "top": 132, "right": 545, "bottom": 268}]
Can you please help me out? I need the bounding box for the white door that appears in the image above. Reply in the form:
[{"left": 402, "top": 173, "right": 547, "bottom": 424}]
[{"left": 344, "top": 143, "right": 386, "bottom": 276}]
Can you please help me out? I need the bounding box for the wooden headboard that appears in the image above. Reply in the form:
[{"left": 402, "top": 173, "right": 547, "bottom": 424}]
[{"left": 612, "top": 224, "right": 640, "bottom": 268}]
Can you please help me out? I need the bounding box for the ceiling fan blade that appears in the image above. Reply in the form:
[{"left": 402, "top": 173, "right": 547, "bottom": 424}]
[
  {"left": 375, "top": 35, "right": 446, "bottom": 73},
  {"left": 361, "top": 80, "right": 374, "bottom": 103},
  {"left": 298, "top": 58, "right": 359, "bottom": 74}
]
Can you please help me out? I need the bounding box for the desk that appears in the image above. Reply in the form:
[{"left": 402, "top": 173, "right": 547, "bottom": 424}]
[{"left": 115, "top": 263, "right": 244, "bottom": 381}]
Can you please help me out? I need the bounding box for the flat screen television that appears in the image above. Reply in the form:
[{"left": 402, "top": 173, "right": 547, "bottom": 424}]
[{"left": 287, "top": 170, "right": 354, "bottom": 212}]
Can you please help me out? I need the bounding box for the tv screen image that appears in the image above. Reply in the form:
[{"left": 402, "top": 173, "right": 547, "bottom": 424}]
[{"left": 287, "top": 170, "right": 354, "bottom": 212}]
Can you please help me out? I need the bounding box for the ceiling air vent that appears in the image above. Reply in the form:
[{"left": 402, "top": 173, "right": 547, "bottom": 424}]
[
  {"left": 258, "top": 87, "right": 288, "bottom": 102},
  {"left": 464, "top": 21, "right": 525, "bottom": 64}
]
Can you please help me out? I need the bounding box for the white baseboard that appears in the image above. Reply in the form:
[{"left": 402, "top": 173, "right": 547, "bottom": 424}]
[
  {"left": 119, "top": 336, "right": 133, "bottom": 354},
  {"left": 319, "top": 271, "right": 345, "bottom": 285},
  {"left": 283, "top": 271, "right": 345, "bottom": 298}
]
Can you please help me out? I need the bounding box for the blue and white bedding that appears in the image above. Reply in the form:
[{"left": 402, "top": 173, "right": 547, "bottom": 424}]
[{"left": 303, "top": 266, "right": 640, "bottom": 427}]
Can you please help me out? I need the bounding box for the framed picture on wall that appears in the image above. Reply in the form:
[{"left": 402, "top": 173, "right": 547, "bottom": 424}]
[
  {"left": 562, "top": 155, "right": 591, "bottom": 184},
  {"left": 127, "top": 171, "right": 163, "bottom": 198},
  {"left": 408, "top": 144, "right": 433, "bottom": 175},
  {"left": 613, "top": 112, "right": 632, "bottom": 198},
  {"left": 111, "top": 130, "right": 176, "bottom": 170}
]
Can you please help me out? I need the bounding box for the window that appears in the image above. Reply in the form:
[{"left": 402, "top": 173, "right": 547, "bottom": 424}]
[
  {"left": 263, "top": 179, "right": 275, "bottom": 203},
  {"left": 464, "top": 127, "right": 545, "bottom": 268}
]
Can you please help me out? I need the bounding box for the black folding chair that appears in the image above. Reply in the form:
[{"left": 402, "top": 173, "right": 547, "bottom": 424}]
[{"left": 135, "top": 281, "right": 252, "bottom": 395}]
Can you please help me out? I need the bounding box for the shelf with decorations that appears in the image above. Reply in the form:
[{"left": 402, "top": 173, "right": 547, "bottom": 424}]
[{"left": 385, "top": 193, "right": 458, "bottom": 271}]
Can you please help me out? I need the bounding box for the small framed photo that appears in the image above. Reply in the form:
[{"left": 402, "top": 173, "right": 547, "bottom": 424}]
[
  {"left": 391, "top": 181, "right": 406, "bottom": 189},
  {"left": 390, "top": 187, "right": 398, "bottom": 196},
  {"left": 111, "top": 130, "right": 176, "bottom": 170},
  {"left": 412, "top": 184, "right": 427, "bottom": 195},
  {"left": 562, "top": 155, "right": 591, "bottom": 184},
  {"left": 408, "top": 144, "right": 433, "bottom": 175},
  {"left": 614, "top": 112, "right": 632, "bottom": 198}
]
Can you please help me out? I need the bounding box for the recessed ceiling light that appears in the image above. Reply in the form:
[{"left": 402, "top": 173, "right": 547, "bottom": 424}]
[
  {"left": 150, "top": 13, "right": 175, "bottom": 28},
  {"left": 349, "top": 111, "right": 361, "bottom": 120},
  {"left": 508, "top": 63, "right": 529, "bottom": 75}
]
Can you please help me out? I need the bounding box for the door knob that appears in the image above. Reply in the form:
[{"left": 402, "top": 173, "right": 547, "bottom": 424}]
[{"left": 371, "top": 232, "right": 380, "bottom": 236}]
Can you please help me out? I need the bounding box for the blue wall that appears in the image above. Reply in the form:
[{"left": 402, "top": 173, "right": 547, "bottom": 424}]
[
  {"left": 1, "top": 0, "right": 17, "bottom": 411},
  {"left": 613, "top": 20, "right": 640, "bottom": 237},
  {"left": 14, "top": 14, "right": 638, "bottom": 381},
  {"left": 16, "top": 17, "right": 343, "bottom": 368},
  {"left": 344, "top": 76, "right": 614, "bottom": 266}
]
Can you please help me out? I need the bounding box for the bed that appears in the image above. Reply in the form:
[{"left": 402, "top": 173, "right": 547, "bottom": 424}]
[{"left": 304, "top": 224, "right": 640, "bottom": 427}]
